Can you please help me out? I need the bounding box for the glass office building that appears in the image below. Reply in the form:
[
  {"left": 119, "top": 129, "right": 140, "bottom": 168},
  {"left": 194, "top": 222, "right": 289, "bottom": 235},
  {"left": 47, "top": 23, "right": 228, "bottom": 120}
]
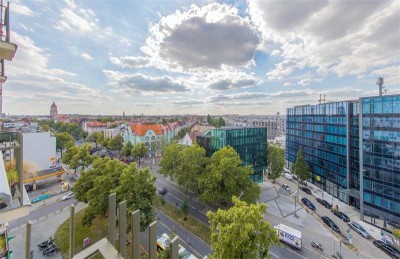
[
  {"left": 197, "top": 127, "right": 267, "bottom": 183},
  {"left": 286, "top": 94, "right": 400, "bottom": 227},
  {"left": 360, "top": 95, "right": 400, "bottom": 225}
]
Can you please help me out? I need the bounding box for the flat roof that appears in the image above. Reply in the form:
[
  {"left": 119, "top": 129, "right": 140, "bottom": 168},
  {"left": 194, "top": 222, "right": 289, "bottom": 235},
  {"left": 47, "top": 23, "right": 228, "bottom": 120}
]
[{"left": 216, "top": 126, "right": 265, "bottom": 130}]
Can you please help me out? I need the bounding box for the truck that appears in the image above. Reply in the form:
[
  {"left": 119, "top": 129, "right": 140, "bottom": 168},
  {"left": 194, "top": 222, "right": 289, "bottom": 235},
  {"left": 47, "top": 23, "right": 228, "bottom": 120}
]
[
  {"left": 157, "top": 233, "right": 198, "bottom": 259},
  {"left": 274, "top": 224, "right": 302, "bottom": 249}
]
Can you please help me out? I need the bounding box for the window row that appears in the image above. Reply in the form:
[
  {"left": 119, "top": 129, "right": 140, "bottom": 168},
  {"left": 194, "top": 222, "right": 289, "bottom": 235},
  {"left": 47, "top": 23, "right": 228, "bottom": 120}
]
[
  {"left": 363, "top": 168, "right": 400, "bottom": 184},
  {"left": 362, "top": 117, "right": 400, "bottom": 128},
  {"left": 363, "top": 130, "right": 400, "bottom": 143},
  {"left": 362, "top": 95, "right": 400, "bottom": 114},
  {"left": 363, "top": 192, "right": 399, "bottom": 212}
]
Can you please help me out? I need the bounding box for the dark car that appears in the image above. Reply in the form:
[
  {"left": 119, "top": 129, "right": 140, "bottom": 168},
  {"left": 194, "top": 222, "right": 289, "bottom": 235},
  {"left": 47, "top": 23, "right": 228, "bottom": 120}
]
[
  {"left": 332, "top": 210, "right": 350, "bottom": 222},
  {"left": 321, "top": 216, "right": 341, "bottom": 233},
  {"left": 316, "top": 198, "right": 332, "bottom": 209},
  {"left": 301, "top": 198, "right": 316, "bottom": 210},
  {"left": 373, "top": 240, "right": 400, "bottom": 259},
  {"left": 300, "top": 186, "right": 311, "bottom": 194},
  {"left": 157, "top": 187, "right": 168, "bottom": 197},
  {"left": 24, "top": 183, "right": 33, "bottom": 192}
]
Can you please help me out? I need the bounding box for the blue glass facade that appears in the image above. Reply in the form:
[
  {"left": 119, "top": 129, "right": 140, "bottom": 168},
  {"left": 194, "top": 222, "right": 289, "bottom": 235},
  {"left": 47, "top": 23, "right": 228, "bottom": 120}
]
[
  {"left": 197, "top": 127, "right": 267, "bottom": 183},
  {"left": 286, "top": 102, "right": 356, "bottom": 203},
  {"left": 286, "top": 94, "right": 400, "bottom": 225},
  {"left": 360, "top": 95, "right": 400, "bottom": 223}
]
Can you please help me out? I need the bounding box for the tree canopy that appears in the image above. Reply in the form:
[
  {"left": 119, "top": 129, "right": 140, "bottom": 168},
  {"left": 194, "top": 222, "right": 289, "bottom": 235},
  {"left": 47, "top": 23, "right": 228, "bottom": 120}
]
[
  {"left": 55, "top": 132, "right": 74, "bottom": 158},
  {"left": 110, "top": 135, "right": 123, "bottom": 153},
  {"left": 267, "top": 146, "right": 285, "bottom": 183},
  {"left": 293, "top": 146, "right": 310, "bottom": 182},
  {"left": 86, "top": 132, "right": 104, "bottom": 147},
  {"left": 199, "top": 146, "right": 260, "bottom": 205},
  {"left": 131, "top": 143, "right": 148, "bottom": 166},
  {"left": 62, "top": 144, "right": 93, "bottom": 173},
  {"left": 159, "top": 143, "right": 186, "bottom": 179},
  {"left": 72, "top": 158, "right": 156, "bottom": 229},
  {"left": 122, "top": 141, "right": 133, "bottom": 157},
  {"left": 207, "top": 196, "right": 279, "bottom": 259}
]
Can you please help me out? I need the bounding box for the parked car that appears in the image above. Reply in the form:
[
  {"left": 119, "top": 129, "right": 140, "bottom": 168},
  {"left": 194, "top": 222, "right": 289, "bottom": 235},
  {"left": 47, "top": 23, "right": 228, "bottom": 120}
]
[
  {"left": 300, "top": 186, "right": 311, "bottom": 194},
  {"left": 316, "top": 198, "right": 332, "bottom": 209},
  {"left": 301, "top": 198, "right": 316, "bottom": 210},
  {"left": 24, "top": 183, "right": 33, "bottom": 192},
  {"left": 282, "top": 184, "right": 291, "bottom": 193},
  {"left": 61, "top": 192, "right": 75, "bottom": 201},
  {"left": 348, "top": 221, "right": 371, "bottom": 239},
  {"left": 332, "top": 210, "right": 350, "bottom": 222},
  {"left": 373, "top": 240, "right": 400, "bottom": 258},
  {"left": 284, "top": 173, "right": 293, "bottom": 180},
  {"left": 321, "top": 216, "right": 340, "bottom": 233}
]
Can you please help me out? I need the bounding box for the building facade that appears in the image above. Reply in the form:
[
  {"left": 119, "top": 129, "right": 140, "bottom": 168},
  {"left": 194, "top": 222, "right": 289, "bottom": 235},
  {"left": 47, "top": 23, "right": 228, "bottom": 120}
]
[
  {"left": 359, "top": 95, "right": 400, "bottom": 224},
  {"left": 285, "top": 94, "right": 400, "bottom": 227},
  {"left": 197, "top": 127, "right": 267, "bottom": 183}
]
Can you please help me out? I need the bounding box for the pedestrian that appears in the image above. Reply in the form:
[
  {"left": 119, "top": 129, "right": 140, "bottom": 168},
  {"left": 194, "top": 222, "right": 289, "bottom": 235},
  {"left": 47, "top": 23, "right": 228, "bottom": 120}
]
[
  {"left": 172, "top": 225, "right": 175, "bottom": 232},
  {"left": 30, "top": 250, "right": 33, "bottom": 259},
  {"left": 176, "top": 201, "right": 178, "bottom": 207},
  {"left": 187, "top": 237, "right": 190, "bottom": 245}
]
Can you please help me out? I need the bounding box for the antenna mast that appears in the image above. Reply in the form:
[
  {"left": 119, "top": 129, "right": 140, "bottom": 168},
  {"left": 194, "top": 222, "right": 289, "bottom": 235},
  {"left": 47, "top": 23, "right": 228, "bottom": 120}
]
[{"left": 376, "top": 77, "right": 384, "bottom": 96}]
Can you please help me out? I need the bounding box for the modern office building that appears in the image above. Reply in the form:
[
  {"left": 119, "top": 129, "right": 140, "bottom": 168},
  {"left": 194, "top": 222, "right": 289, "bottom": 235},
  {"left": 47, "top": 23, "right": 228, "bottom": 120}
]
[
  {"left": 359, "top": 95, "right": 400, "bottom": 224},
  {"left": 285, "top": 94, "right": 400, "bottom": 227},
  {"left": 197, "top": 127, "right": 267, "bottom": 183}
]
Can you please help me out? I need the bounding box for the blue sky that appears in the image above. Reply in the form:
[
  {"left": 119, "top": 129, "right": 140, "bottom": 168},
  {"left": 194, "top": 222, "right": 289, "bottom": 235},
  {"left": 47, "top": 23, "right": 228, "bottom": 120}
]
[{"left": 5, "top": 0, "right": 400, "bottom": 115}]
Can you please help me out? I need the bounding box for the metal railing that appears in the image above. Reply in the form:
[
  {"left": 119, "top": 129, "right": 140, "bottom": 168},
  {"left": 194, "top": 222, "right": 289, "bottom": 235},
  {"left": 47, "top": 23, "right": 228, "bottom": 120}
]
[{"left": 0, "top": 1, "right": 10, "bottom": 42}]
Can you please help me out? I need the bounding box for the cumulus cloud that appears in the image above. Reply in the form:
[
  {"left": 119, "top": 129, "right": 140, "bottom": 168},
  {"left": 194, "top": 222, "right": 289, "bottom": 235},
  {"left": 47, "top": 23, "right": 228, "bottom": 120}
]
[
  {"left": 283, "top": 82, "right": 294, "bottom": 87},
  {"left": 11, "top": 3, "right": 34, "bottom": 16},
  {"left": 267, "top": 59, "right": 299, "bottom": 80},
  {"left": 103, "top": 70, "right": 189, "bottom": 93},
  {"left": 370, "top": 66, "right": 400, "bottom": 86},
  {"left": 81, "top": 52, "right": 93, "bottom": 61},
  {"left": 209, "top": 78, "right": 258, "bottom": 91},
  {"left": 109, "top": 56, "right": 151, "bottom": 69},
  {"left": 55, "top": 0, "right": 112, "bottom": 37},
  {"left": 141, "top": 3, "right": 260, "bottom": 72},
  {"left": 249, "top": 0, "right": 400, "bottom": 79}
]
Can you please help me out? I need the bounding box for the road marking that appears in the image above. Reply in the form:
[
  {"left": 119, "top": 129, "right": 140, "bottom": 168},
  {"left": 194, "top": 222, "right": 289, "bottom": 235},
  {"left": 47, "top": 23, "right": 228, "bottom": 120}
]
[
  {"left": 286, "top": 248, "right": 308, "bottom": 259},
  {"left": 303, "top": 246, "right": 330, "bottom": 259},
  {"left": 157, "top": 215, "right": 206, "bottom": 259},
  {"left": 270, "top": 251, "right": 280, "bottom": 258}
]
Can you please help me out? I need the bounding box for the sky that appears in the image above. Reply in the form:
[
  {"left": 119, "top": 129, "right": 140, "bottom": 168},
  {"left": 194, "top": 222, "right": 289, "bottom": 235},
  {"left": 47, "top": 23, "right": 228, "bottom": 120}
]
[{"left": 5, "top": 0, "right": 400, "bottom": 115}]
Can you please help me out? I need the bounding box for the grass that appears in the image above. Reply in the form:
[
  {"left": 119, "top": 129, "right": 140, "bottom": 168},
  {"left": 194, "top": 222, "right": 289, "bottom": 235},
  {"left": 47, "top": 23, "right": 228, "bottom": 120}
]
[
  {"left": 54, "top": 209, "right": 108, "bottom": 256},
  {"left": 54, "top": 209, "right": 149, "bottom": 258},
  {"left": 155, "top": 196, "right": 211, "bottom": 245}
]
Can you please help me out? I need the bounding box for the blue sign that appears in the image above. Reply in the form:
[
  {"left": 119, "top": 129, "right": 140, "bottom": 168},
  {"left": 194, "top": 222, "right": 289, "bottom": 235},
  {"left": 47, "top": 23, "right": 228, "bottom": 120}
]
[
  {"left": 31, "top": 194, "right": 52, "bottom": 203},
  {"left": 284, "top": 232, "right": 295, "bottom": 241}
]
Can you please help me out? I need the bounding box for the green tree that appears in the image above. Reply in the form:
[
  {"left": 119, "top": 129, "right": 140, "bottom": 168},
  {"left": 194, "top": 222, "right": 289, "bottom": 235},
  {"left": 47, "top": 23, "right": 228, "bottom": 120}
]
[
  {"left": 79, "top": 158, "right": 127, "bottom": 225},
  {"left": 293, "top": 146, "right": 310, "bottom": 183},
  {"left": 110, "top": 135, "right": 123, "bottom": 153},
  {"left": 102, "top": 138, "right": 111, "bottom": 149},
  {"left": 62, "top": 145, "right": 80, "bottom": 173},
  {"left": 176, "top": 144, "right": 208, "bottom": 193},
  {"left": 181, "top": 195, "right": 190, "bottom": 220},
  {"left": 87, "top": 132, "right": 104, "bottom": 147},
  {"left": 62, "top": 144, "right": 93, "bottom": 173},
  {"left": 267, "top": 146, "right": 285, "bottom": 183},
  {"left": 159, "top": 143, "right": 186, "bottom": 179},
  {"left": 207, "top": 196, "right": 279, "bottom": 259},
  {"left": 131, "top": 143, "right": 148, "bottom": 166},
  {"left": 122, "top": 141, "right": 133, "bottom": 157},
  {"left": 115, "top": 164, "right": 157, "bottom": 230},
  {"left": 55, "top": 132, "right": 74, "bottom": 158},
  {"left": 199, "top": 146, "right": 260, "bottom": 205}
]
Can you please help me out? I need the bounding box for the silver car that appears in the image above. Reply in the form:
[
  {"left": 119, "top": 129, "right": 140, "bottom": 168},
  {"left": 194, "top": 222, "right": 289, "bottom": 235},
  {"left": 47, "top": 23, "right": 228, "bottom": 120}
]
[{"left": 348, "top": 221, "right": 371, "bottom": 239}]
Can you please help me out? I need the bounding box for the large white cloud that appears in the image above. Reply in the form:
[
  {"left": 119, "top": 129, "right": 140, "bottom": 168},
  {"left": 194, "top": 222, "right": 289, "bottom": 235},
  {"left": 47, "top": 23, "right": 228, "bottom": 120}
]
[
  {"left": 103, "top": 70, "right": 189, "bottom": 93},
  {"left": 141, "top": 3, "right": 261, "bottom": 72},
  {"left": 249, "top": 0, "right": 400, "bottom": 82}
]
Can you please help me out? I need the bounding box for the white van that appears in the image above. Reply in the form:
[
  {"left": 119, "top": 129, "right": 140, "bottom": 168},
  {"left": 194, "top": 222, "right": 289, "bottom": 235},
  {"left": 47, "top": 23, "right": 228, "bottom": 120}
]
[{"left": 284, "top": 172, "right": 293, "bottom": 180}]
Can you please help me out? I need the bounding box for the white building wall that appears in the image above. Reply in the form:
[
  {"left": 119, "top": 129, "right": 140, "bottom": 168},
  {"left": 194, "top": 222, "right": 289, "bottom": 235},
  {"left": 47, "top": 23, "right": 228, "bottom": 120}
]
[{"left": 22, "top": 131, "right": 57, "bottom": 172}]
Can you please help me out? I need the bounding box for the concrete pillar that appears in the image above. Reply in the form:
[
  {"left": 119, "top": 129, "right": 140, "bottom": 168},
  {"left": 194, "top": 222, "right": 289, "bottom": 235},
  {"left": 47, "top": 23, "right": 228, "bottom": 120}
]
[
  {"left": 149, "top": 221, "right": 157, "bottom": 259},
  {"left": 118, "top": 201, "right": 127, "bottom": 257},
  {"left": 69, "top": 204, "right": 75, "bottom": 258},
  {"left": 108, "top": 193, "right": 117, "bottom": 246},
  {"left": 131, "top": 210, "right": 140, "bottom": 259},
  {"left": 25, "top": 221, "right": 32, "bottom": 259},
  {"left": 171, "top": 236, "right": 179, "bottom": 259}
]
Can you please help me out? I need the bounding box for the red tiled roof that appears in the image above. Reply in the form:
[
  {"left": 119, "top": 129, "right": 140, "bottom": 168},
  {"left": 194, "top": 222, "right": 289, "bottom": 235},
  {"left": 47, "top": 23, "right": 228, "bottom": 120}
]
[
  {"left": 129, "top": 124, "right": 164, "bottom": 136},
  {"left": 85, "top": 121, "right": 107, "bottom": 127}
]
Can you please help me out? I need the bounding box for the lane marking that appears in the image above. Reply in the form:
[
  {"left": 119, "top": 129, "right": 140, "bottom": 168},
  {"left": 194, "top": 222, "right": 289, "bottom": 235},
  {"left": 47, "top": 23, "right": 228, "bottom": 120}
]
[
  {"left": 157, "top": 214, "right": 208, "bottom": 258},
  {"left": 303, "top": 246, "right": 330, "bottom": 259},
  {"left": 285, "top": 248, "right": 308, "bottom": 259},
  {"left": 270, "top": 251, "right": 280, "bottom": 258}
]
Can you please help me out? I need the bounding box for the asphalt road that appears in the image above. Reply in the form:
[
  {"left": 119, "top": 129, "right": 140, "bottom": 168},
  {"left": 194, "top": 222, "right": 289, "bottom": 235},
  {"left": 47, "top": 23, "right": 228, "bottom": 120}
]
[{"left": 148, "top": 163, "right": 328, "bottom": 259}]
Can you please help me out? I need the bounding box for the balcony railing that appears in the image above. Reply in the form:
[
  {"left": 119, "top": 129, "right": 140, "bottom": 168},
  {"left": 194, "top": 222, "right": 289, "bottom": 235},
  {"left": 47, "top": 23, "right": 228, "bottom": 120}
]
[{"left": 0, "top": 1, "right": 10, "bottom": 43}]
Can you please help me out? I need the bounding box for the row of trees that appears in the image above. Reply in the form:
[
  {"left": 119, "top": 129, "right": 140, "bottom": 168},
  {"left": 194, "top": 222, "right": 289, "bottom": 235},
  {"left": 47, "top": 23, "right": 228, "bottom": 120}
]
[
  {"left": 122, "top": 142, "right": 148, "bottom": 166},
  {"left": 72, "top": 157, "right": 156, "bottom": 229},
  {"left": 206, "top": 115, "right": 226, "bottom": 128},
  {"left": 86, "top": 132, "right": 124, "bottom": 153},
  {"left": 159, "top": 143, "right": 260, "bottom": 205},
  {"left": 267, "top": 145, "right": 310, "bottom": 183},
  {"left": 62, "top": 144, "right": 93, "bottom": 173},
  {"left": 38, "top": 120, "right": 87, "bottom": 140}
]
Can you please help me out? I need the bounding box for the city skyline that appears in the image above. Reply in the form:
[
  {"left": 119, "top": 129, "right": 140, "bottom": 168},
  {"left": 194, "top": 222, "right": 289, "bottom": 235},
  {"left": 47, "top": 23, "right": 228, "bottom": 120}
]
[{"left": 5, "top": 0, "right": 400, "bottom": 115}]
